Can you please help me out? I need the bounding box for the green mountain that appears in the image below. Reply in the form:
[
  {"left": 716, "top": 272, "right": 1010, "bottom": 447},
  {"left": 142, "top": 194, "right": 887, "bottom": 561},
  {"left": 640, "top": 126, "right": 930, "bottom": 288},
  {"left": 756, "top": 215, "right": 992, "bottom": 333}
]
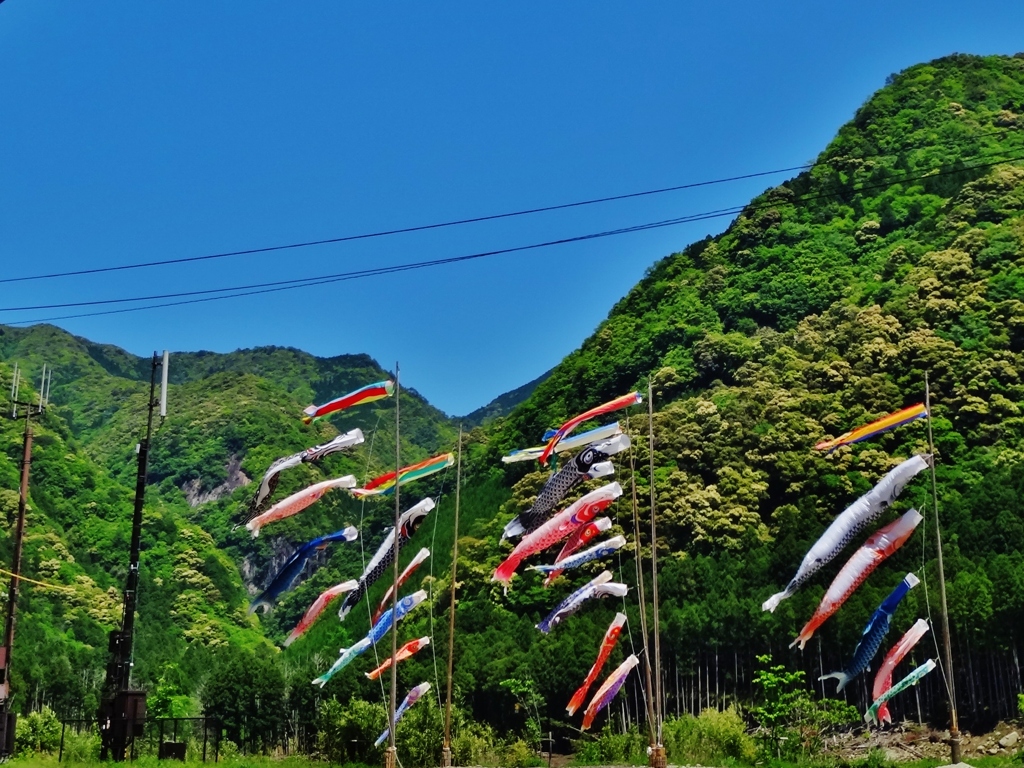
[
  {"left": 2, "top": 52, "right": 1023, "bottom": 752},
  {"left": 460, "top": 368, "right": 553, "bottom": 427}
]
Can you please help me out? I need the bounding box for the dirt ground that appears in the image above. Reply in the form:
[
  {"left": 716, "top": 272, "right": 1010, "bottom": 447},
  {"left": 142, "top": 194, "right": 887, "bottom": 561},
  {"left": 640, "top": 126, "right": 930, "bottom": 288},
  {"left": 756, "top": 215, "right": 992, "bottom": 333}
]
[
  {"left": 542, "top": 720, "right": 1023, "bottom": 766},
  {"left": 825, "top": 720, "right": 1022, "bottom": 762}
]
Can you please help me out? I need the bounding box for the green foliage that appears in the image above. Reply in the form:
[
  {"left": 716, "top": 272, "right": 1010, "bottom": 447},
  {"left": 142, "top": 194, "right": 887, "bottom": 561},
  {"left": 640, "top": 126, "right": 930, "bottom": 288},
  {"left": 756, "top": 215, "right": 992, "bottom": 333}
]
[
  {"left": 201, "top": 648, "right": 286, "bottom": 753},
  {"left": 316, "top": 698, "right": 386, "bottom": 765},
  {"left": 753, "top": 655, "right": 811, "bottom": 760},
  {"left": 752, "top": 655, "right": 859, "bottom": 761},
  {"left": 662, "top": 707, "right": 758, "bottom": 765},
  {"left": 15, "top": 707, "right": 61, "bottom": 756},
  {"left": 573, "top": 723, "right": 648, "bottom": 766}
]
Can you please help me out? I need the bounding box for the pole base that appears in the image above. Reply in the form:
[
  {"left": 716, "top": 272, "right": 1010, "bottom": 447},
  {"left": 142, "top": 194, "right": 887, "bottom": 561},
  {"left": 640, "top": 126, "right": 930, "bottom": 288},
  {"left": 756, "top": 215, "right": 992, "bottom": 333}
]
[
  {"left": 949, "top": 732, "right": 962, "bottom": 766},
  {"left": 441, "top": 745, "right": 452, "bottom": 767},
  {"left": 649, "top": 745, "right": 666, "bottom": 768},
  {"left": 385, "top": 746, "right": 397, "bottom": 768}
]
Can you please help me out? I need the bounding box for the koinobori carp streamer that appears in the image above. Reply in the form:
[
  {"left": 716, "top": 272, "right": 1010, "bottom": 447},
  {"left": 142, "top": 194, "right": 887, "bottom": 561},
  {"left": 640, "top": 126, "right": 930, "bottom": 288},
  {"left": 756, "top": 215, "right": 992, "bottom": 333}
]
[
  {"left": 762, "top": 455, "right": 930, "bottom": 612},
  {"left": 791, "top": 509, "right": 922, "bottom": 650}
]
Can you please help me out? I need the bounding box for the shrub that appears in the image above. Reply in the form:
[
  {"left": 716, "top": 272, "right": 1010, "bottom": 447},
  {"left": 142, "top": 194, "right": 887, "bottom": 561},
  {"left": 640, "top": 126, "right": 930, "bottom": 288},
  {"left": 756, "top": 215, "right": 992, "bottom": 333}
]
[
  {"left": 663, "top": 707, "right": 757, "bottom": 764},
  {"left": 16, "top": 707, "right": 62, "bottom": 756}
]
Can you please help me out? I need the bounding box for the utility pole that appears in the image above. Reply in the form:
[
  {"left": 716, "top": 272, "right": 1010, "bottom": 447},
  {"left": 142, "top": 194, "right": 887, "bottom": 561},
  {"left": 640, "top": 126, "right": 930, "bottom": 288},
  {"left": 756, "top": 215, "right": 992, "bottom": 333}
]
[
  {"left": 0, "top": 364, "right": 50, "bottom": 758},
  {"left": 99, "top": 351, "right": 168, "bottom": 761}
]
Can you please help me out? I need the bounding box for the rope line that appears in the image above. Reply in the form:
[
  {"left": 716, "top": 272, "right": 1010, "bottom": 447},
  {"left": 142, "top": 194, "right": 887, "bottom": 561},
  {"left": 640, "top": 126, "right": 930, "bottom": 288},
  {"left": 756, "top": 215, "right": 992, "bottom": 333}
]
[
  {"left": 427, "top": 457, "right": 454, "bottom": 710},
  {"left": 0, "top": 567, "right": 75, "bottom": 593},
  {"left": 357, "top": 413, "right": 389, "bottom": 702}
]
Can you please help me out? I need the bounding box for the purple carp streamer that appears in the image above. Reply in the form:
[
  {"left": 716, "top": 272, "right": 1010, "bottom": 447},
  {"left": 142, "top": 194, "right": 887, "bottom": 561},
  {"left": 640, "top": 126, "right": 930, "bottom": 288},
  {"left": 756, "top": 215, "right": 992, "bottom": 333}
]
[
  {"left": 581, "top": 654, "right": 639, "bottom": 730},
  {"left": 374, "top": 682, "right": 431, "bottom": 747},
  {"left": 762, "top": 454, "right": 930, "bottom": 612}
]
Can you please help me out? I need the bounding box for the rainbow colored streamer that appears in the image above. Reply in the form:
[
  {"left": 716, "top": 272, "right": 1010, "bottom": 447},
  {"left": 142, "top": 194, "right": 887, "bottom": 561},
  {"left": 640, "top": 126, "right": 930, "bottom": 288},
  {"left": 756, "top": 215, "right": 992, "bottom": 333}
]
[
  {"left": 538, "top": 392, "right": 642, "bottom": 465},
  {"left": 815, "top": 403, "right": 927, "bottom": 452},
  {"left": 351, "top": 453, "right": 455, "bottom": 497},
  {"left": 302, "top": 380, "right": 394, "bottom": 424}
]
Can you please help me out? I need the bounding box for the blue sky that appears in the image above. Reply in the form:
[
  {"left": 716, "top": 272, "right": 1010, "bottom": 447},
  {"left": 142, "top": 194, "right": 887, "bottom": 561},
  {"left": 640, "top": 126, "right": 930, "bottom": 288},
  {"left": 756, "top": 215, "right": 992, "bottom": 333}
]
[{"left": 2, "top": 2, "right": 1023, "bottom": 416}]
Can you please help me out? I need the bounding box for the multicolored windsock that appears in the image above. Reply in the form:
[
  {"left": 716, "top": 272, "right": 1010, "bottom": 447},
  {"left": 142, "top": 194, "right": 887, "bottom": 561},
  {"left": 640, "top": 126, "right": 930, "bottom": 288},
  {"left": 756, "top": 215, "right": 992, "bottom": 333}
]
[
  {"left": 815, "top": 404, "right": 927, "bottom": 452},
  {"left": 303, "top": 380, "right": 394, "bottom": 424}
]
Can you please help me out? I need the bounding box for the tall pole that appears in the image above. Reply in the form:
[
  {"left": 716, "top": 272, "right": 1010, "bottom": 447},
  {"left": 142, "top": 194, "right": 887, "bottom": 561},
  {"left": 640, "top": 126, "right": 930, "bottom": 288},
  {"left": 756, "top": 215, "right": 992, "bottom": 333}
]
[
  {"left": 100, "top": 351, "right": 163, "bottom": 761},
  {"left": 122, "top": 354, "right": 160, "bottom": 686},
  {"left": 386, "top": 364, "right": 401, "bottom": 768},
  {"left": 628, "top": 421, "right": 657, "bottom": 746},
  {"left": 647, "top": 382, "right": 665, "bottom": 768},
  {"left": 442, "top": 426, "right": 462, "bottom": 768},
  {"left": 1, "top": 410, "right": 33, "bottom": 711},
  {"left": 924, "top": 373, "right": 961, "bottom": 764},
  {"left": 1, "top": 364, "right": 48, "bottom": 756}
]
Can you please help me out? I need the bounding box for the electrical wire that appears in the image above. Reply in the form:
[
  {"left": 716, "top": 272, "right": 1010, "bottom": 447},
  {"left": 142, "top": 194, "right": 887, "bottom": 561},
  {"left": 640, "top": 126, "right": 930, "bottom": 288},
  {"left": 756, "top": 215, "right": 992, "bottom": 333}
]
[
  {"left": 0, "top": 126, "right": 1015, "bottom": 287},
  {"left": 5, "top": 146, "right": 1024, "bottom": 327}
]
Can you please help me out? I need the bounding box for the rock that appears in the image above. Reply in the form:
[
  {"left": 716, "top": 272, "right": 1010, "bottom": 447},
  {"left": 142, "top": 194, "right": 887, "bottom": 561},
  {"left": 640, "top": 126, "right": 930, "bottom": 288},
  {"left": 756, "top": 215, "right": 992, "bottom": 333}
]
[
  {"left": 999, "top": 732, "right": 1019, "bottom": 749},
  {"left": 989, "top": 747, "right": 1000, "bottom": 755}
]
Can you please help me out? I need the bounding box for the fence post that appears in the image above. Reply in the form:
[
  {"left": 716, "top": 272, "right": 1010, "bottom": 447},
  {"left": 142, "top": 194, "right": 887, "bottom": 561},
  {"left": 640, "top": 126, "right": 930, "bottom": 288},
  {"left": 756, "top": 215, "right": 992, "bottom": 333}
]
[{"left": 59, "top": 721, "right": 66, "bottom": 763}]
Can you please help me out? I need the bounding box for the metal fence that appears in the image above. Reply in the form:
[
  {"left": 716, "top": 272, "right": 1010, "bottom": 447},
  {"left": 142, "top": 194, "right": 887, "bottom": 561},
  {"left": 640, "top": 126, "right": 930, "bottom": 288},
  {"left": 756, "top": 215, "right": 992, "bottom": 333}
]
[{"left": 59, "top": 717, "right": 221, "bottom": 763}]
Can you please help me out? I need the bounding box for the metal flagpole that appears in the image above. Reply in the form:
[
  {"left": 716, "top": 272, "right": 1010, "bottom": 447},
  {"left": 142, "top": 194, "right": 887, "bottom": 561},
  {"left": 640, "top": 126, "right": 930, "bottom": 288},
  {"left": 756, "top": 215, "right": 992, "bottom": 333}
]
[
  {"left": 386, "top": 363, "right": 401, "bottom": 768},
  {"left": 442, "top": 426, "right": 462, "bottom": 768},
  {"left": 924, "top": 372, "right": 961, "bottom": 764}
]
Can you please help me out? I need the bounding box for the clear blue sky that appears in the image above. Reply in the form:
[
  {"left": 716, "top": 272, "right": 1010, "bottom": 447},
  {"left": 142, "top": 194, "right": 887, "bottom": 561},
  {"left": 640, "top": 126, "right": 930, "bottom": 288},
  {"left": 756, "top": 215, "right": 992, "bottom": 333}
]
[{"left": 2, "top": 2, "right": 1022, "bottom": 416}]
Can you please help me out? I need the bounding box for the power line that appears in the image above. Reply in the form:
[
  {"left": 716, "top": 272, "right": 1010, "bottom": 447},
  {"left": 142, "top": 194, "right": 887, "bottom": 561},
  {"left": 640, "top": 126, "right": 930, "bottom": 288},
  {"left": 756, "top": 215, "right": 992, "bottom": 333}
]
[
  {"left": 0, "top": 167, "right": 808, "bottom": 286},
  {"left": 5, "top": 146, "right": 1024, "bottom": 326},
  {"left": 1, "top": 127, "right": 1015, "bottom": 287},
  {"left": 6, "top": 149, "right": 1022, "bottom": 323}
]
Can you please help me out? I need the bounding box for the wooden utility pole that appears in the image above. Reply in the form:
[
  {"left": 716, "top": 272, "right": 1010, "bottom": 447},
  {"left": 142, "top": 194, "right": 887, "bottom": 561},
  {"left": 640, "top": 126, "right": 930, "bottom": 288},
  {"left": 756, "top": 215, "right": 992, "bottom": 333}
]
[{"left": 0, "top": 363, "right": 50, "bottom": 757}]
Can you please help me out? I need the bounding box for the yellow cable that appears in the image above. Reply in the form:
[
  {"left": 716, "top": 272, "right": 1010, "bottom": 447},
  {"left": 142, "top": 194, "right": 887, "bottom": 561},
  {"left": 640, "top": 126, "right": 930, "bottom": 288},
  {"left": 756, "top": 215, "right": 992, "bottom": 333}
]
[{"left": 0, "top": 567, "right": 76, "bottom": 593}]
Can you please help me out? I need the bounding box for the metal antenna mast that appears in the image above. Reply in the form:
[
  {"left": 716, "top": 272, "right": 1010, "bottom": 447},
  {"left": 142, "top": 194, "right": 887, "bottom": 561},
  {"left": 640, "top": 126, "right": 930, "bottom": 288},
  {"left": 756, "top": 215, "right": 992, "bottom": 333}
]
[{"left": 0, "top": 363, "right": 50, "bottom": 757}]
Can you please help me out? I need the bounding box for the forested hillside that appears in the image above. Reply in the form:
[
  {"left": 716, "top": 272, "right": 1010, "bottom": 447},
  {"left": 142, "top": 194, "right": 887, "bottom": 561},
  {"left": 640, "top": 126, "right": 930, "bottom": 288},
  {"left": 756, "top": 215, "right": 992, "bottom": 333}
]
[{"left": 1, "top": 52, "right": 1023, "bottom": 760}]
